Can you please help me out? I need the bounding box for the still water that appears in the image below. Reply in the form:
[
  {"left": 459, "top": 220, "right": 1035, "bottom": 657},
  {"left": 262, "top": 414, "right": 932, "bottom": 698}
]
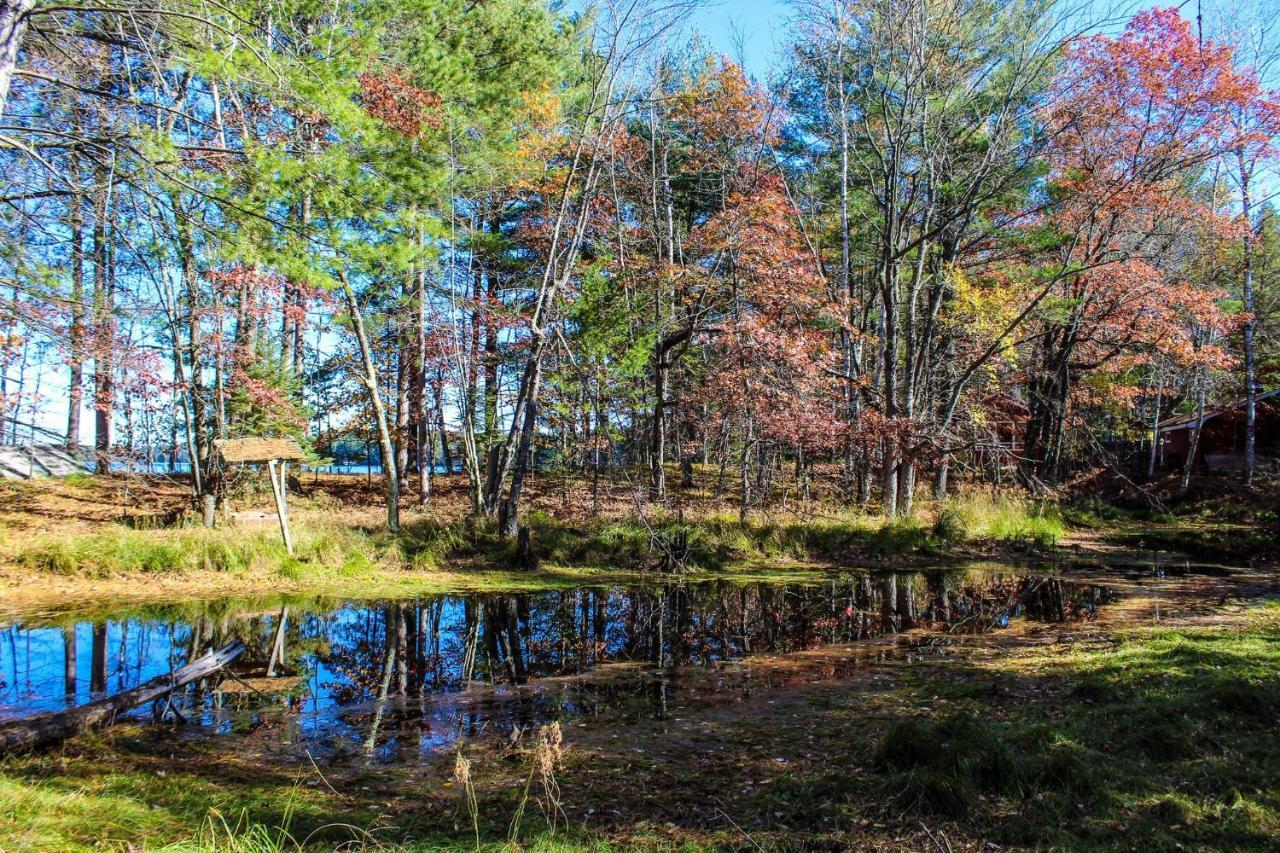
[{"left": 0, "top": 570, "right": 1115, "bottom": 760}]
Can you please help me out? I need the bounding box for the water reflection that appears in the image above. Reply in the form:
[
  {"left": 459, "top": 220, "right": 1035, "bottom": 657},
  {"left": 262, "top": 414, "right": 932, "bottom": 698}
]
[{"left": 0, "top": 571, "right": 1114, "bottom": 759}]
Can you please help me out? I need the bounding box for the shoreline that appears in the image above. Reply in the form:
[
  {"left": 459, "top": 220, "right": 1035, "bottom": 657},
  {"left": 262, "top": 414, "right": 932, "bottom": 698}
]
[
  {"left": 1, "top": 534, "right": 1256, "bottom": 619},
  {"left": 2, "top": 472, "right": 1275, "bottom": 617}
]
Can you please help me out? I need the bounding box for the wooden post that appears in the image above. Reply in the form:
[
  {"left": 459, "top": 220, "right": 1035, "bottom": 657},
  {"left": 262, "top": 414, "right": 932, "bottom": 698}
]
[
  {"left": 280, "top": 460, "right": 291, "bottom": 528},
  {"left": 267, "top": 458, "right": 294, "bottom": 555},
  {"left": 267, "top": 606, "right": 287, "bottom": 677}
]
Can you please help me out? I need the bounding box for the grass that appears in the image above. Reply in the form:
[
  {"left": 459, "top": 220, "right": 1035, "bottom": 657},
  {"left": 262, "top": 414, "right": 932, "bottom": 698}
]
[
  {"left": 13, "top": 520, "right": 388, "bottom": 581},
  {"left": 518, "top": 491, "right": 1064, "bottom": 570},
  {"left": 868, "top": 603, "right": 1280, "bottom": 849},
  {"left": 875, "top": 713, "right": 1025, "bottom": 816},
  {"left": 5, "top": 485, "right": 1068, "bottom": 596},
  {"left": 933, "top": 490, "right": 1065, "bottom": 548}
]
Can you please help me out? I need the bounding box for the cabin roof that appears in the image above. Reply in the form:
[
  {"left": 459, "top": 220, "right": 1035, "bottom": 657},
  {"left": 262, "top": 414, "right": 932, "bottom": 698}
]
[{"left": 1157, "top": 387, "right": 1280, "bottom": 433}]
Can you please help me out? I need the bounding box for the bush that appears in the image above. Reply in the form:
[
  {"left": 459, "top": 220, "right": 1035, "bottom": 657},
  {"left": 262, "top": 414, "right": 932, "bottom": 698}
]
[{"left": 931, "top": 506, "right": 966, "bottom": 544}]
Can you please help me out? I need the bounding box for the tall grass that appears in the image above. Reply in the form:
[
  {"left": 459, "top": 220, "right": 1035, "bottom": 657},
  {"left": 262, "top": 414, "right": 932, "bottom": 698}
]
[
  {"left": 17, "top": 521, "right": 379, "bottom": 579},
  {"left": 934, "top": 490, "right": 1064, "bottom": 548},
  {"left": 162, "top": 810, "right": 299, "bottom": 853},
  {"left": 12, "top": 488, "right": 1064, "bottom": 580}
]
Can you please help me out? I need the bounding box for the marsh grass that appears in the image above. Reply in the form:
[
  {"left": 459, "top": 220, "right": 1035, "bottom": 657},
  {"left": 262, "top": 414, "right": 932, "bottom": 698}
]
[
  {"left": 519, "top": 494, "right": 1061, "bottom": 571},
  {"left": 16, "top": 518, "right": 397, "bottom": 580},
  {"left": 18, "top": 527, "right": 293, "bottom": 577},
  {"left": 162, "top": 809, "right": 301, "bottom": 853},
  {"left": 12, "top": 488, "right": 1067, "bottom": 583},
  {"left": 936, "top": 490, "right": 1064, "bottom": 547}
]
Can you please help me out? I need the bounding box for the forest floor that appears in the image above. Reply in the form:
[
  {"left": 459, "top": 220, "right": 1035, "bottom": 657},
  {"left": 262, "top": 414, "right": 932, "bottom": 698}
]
[
  {"left": 1, "top": 575, "right": 1277, "bottom": 850},
  {"left": 1, "top": 468, "right": 1277, "bottom": 613}
]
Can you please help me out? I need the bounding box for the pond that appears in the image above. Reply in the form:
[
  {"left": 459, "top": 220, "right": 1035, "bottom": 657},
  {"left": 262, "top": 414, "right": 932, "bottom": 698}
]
[{"left": 0, "top": 567, "right": 1174, "bottom": 762}]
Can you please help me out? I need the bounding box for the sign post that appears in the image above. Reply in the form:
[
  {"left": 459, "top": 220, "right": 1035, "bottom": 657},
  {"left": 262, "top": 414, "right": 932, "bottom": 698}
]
[{"left": 213, "top": 438, "right": 306, "bottom": 556}]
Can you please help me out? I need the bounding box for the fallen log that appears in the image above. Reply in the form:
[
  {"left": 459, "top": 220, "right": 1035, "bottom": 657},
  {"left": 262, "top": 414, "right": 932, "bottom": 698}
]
[{"left": 0, "top": 640, "right": 246, "bottom": 753}]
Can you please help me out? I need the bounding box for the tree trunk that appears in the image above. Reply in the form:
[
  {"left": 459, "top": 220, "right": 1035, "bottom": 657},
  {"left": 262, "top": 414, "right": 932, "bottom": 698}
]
[
  {"left": 897, "top": 460, "right": 915, "bottom": 517},
  {"left": 499, "top": 381, "right": 540, "bottom": 539},
  {"left": 932, "top": 456, "right": 949, "bottom": 501},
  {"left": 395, "top": 349, "right": 410, "bottom": 494},
  {"left": 1179, "top": 372, "right": 1207, "bottom": 496},
  {"left": 0, "top": 0, "right": 34, "bottom": 121},
  {"left": 434, "top": 381, "right": 453, "bottom": 474},
  {"left": 1146, "top": 374, "right": 1162, "bottom": 481},
  {"left": 651, "top": 353, "right": 667, "bottom": 501},
  {"left": 66, "top": 177, "right": 85, "bottom": 449},
  {"left": 1237, "top": 148, "right": 1257, "bottom": 487},
  {"left": 341, "top": 273, "right": 400, "bottom": 532},
  {"left": 177, "top": 217, "right": 209, "bottom": 504},
  {"left": 881, "top": 450, "right": 898, "bottom": 517},
  {"left": 415, "top": 247, "right": 430, "bottom": 505},
  {"left": 91, "top": 169, "right": 114, "bottom": 475}
]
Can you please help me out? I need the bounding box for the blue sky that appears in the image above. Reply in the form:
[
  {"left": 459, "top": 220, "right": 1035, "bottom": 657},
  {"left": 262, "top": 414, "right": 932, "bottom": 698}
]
[
  {"left": 686, "top": 0, "right": 790, "bottom": 80},
  {"left": 681, "top": 0, "right": 1280, "bottom": 87}
]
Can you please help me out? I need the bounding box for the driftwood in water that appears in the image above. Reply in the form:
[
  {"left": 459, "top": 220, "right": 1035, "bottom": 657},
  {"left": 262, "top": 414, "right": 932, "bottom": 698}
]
[{"left": 0, "top": 640, "right": 245, "bottom": 753}]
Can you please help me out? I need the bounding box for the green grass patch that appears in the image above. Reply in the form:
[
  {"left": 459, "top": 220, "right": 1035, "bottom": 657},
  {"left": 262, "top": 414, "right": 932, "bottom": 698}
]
[
  {"left": 875, "top": 713, "right": 1025, "bottom": 816},
  {"left": 13, "top": 491, "right": 1068, "bottom": 583},
  {"left": 870, "top": 603, "right": 1280, "bottom": 848},
  {"left": 937, "top": 491, "right": 1064, "bottom": 547},
  {"left": 18, "top": 528, "right": 294, "bottom": 578}
]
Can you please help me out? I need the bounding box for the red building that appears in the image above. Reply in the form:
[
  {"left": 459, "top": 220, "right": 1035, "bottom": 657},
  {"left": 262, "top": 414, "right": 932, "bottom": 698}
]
[{"left": 1156, "top": 388, "right": 1280, "bottom": 473}]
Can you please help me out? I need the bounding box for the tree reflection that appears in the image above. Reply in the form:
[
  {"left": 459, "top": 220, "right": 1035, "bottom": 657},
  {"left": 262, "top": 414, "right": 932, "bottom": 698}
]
[{"left": 1, "top": 571, "right": 1117, "bottom": 739}]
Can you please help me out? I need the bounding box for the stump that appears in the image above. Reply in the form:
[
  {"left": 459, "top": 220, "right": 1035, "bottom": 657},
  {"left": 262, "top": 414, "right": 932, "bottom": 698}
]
[{"left": 516, "top": 525, "right": 539, "bottom": 571}]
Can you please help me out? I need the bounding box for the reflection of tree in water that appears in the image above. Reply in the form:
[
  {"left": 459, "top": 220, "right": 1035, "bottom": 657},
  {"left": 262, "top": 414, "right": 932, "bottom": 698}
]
[
  {"left": 311, "top": 573, "right": 1118, "bottom": 703},
  {"left": 3, "top": 573, "right": 1117, "bottom": 733},
  {"left": 1019, "top": 577, "right": 1112, "bottom": 623}
]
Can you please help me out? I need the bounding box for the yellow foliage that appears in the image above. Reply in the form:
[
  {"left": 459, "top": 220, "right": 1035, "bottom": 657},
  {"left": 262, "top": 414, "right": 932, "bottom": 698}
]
[{"left": 942, "top": 264, "right": 1020, "bottom": 370}]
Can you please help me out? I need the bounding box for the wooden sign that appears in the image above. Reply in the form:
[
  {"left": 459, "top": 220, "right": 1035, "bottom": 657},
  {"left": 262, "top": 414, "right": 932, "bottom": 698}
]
[
  {"left": 213, "top": 437, "right": 306, "bottom": 464},
  {"left": 213, "top": 437, "right": 305, "bottom": 555}
]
